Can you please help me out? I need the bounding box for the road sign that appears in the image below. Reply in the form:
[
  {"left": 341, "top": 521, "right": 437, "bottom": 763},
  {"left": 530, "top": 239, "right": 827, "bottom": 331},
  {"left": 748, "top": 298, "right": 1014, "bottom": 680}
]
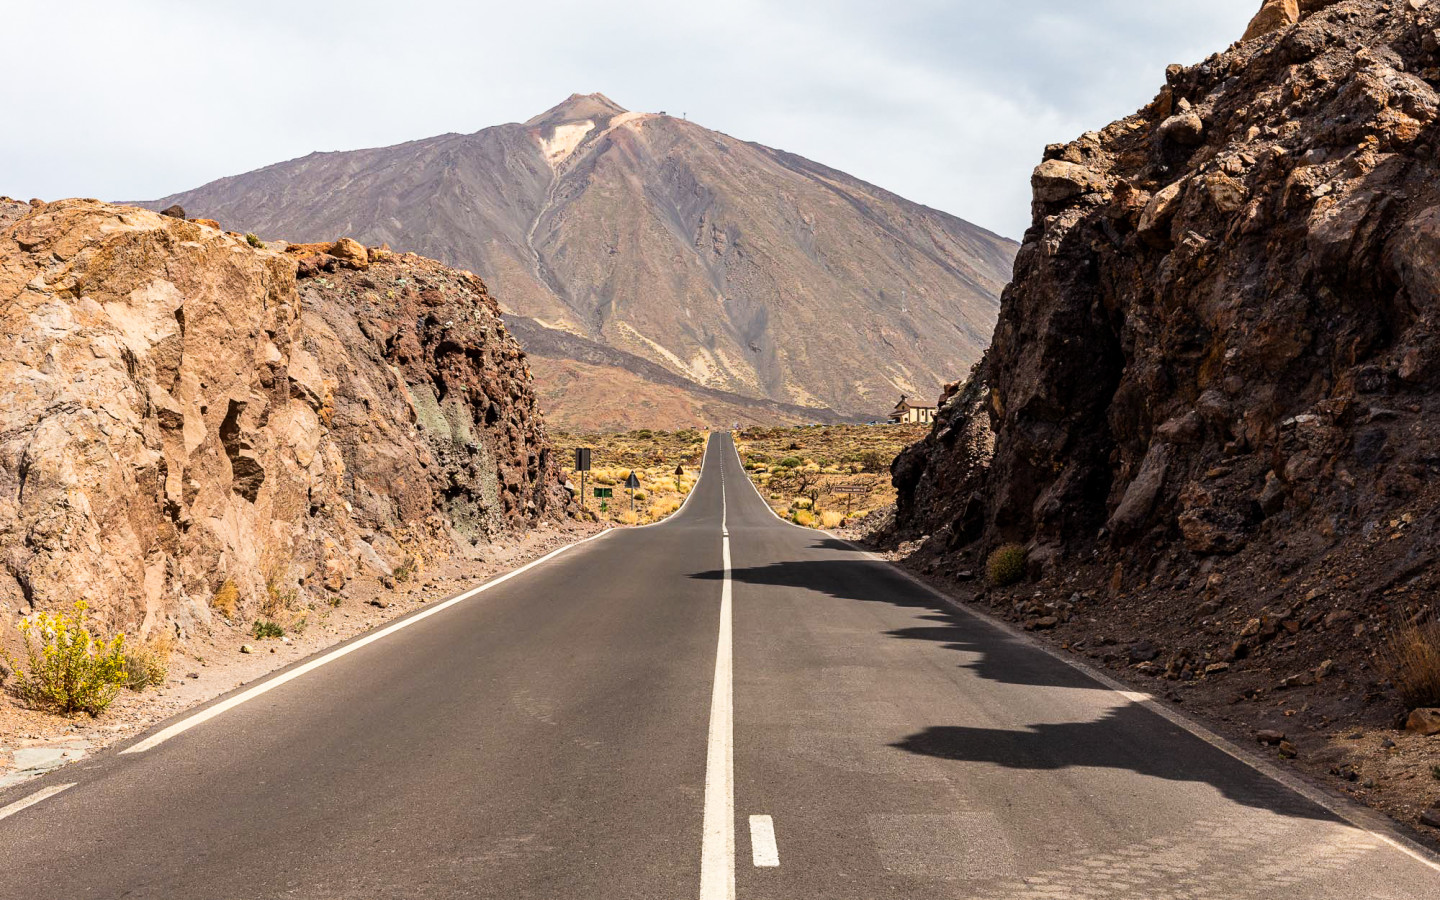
[
  {"left": 594, "top": 487, "right": 613, "bottom": 498},
  {"left": 624, "top": 471, "right": 642, "bottom": 515},
  {"left": 831, "top": 483, "right": 870, "bottom": 515},
  {"left": 574, "top": 448, "right": 592, "bottom": 509}
]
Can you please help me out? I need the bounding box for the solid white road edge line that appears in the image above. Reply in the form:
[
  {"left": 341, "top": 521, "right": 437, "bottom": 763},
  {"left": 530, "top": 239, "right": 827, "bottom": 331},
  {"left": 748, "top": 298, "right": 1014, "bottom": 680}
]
[
  {"left": 722, "top": 432, "right": 1440, "bottom": 876},
  {"left": 700, "top": 465, "right": 736, "bottom": 900},
  {"left": 121, "top": 528, "right": 614, "bottom": 756},
  {"left": 0, "top": 783, "right": 75, "bottom": 822},
  {"left": 749, "top": 815, "right": 779, "bottom": 867}
]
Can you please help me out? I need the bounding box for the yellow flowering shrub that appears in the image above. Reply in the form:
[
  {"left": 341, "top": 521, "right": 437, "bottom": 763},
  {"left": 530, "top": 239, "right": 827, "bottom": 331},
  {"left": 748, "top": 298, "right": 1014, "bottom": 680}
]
[{"left": 2, "top": 601, "right": 128, "bottom": 715}]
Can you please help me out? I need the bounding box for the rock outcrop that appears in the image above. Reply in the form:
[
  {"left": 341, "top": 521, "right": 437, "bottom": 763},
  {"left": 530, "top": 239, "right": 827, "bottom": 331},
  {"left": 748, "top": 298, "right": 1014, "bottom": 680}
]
[
  {"left": 0, "top": 199, "right": 567, "bottom": 637},
  {"left": 896, "top": 0, "right": 1440, "bottom": 631}
]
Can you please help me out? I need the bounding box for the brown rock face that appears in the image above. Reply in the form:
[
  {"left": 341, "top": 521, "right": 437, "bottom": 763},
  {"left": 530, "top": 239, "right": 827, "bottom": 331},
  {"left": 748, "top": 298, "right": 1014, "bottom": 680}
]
[
  {"left": 0, "top": 200, "right": 567, "bottom": 636},
  {"left": 896, "top": 0, "right": 1440, "bottom": 603}
]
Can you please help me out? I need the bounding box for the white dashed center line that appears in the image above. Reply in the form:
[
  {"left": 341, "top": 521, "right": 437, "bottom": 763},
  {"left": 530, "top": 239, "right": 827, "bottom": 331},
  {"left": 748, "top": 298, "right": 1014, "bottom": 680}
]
[
  {"left": 0, "top": 783, "right": 75, "bottom": 822},
  {"left": 749, "top": 815, "right": 780, "bottom": 867}
]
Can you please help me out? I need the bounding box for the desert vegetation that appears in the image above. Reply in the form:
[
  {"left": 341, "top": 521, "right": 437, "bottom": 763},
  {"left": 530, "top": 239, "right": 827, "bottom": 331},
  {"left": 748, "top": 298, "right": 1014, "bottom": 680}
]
[
  {"left": 553, "top": 429, "right": 706, "bottom": 526},
  {"left": 734, "top": 424, "right": 927, "bottom": 528},
  {"left": 1383, "top": 622, "right": 1440, "bottom": 710},
  {"left": 1, "top": 601, "right": 130, "bottom": 715}
]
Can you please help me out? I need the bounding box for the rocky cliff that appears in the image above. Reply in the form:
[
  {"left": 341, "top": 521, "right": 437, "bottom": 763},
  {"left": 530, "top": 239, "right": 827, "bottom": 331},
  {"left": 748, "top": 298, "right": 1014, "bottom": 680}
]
[
  {"left": 890, "top": 0, "right": 1440, "bottom": 833},
  {"left": 899, "top": 0, "right": 1439, "bottom": 574},
  {"left": 896, "top": 0, "right": 1440, "bottom": 691},
  {"left": 0, "top": 198, "right": 566, "bottom": 637},
  {"left": 141, "top": 94, "right": 1017, "bottom": 425}
]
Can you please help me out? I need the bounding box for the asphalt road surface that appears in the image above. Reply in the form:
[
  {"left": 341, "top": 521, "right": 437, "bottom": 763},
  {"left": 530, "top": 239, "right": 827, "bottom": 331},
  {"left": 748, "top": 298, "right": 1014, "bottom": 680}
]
[{"left": 2, "top": 433, "right": 1438, "bottom": 898}]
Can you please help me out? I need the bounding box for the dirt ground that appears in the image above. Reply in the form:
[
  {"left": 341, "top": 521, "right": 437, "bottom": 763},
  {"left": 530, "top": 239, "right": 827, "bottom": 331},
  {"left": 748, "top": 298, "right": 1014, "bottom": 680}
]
[{"left": 0, "top": 519, "right": 602, "bottom": 790}]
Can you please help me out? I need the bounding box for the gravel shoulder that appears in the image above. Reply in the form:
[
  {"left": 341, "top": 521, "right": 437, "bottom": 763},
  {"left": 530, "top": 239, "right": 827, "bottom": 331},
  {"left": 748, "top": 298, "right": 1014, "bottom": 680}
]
[{"left": 0, "top": 519, "right": 603, "bottom": 791}]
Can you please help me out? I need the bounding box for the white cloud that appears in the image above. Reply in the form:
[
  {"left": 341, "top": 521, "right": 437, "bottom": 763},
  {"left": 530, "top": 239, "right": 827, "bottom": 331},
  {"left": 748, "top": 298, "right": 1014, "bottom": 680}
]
[{"left": 1, "top": 0, "right": 1260, "bottom": 238}]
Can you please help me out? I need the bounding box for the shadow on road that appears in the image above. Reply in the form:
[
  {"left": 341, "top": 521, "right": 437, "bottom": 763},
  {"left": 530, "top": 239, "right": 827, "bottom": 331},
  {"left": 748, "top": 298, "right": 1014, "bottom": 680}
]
[
  {"left": 691, "top": 555, "right": 1092, "bottom": 689},
  {"left": 892, "top": 705, "right": 1343, "bottom": 823},
  {"left": 696, "top": 551, "right": 1346, "bottom": 824}
]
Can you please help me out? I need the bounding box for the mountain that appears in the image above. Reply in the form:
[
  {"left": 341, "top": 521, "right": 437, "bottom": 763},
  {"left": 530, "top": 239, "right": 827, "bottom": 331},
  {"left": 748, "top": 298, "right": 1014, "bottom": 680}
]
[{"left": 141, "top": 94, "right": 1017, "bottom": 427}]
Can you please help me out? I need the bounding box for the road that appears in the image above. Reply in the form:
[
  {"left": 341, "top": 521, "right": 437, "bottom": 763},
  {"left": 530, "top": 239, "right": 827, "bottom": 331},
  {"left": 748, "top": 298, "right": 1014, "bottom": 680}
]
[{"left": 1, "top": 433, "right": 1437, "bottom": 898}]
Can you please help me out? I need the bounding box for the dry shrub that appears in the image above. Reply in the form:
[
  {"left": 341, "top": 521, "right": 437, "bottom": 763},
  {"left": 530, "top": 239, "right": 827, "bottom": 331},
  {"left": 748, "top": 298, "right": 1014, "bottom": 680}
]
[
  {"left": 124, "top": 633, "right": 172, "bottom": 691},
  {"left": 1381, "top": 621, "right": 1440, "bottom": 708},
  {"left": 617, "top": 510, "right": 640, "bottom": 526},
  {"left": 820, "top": 511, "right": 845, "bottom": 529},
  {"left": 261, "top": 573, "right": 296, "bottom": 619},
  {"left": 211, "top": 579, "right": 239, "bottom": 619},
  {"left": 987, "top": 544, "right": 1028, "bottom": 587},
  {"left": 793, "top": 509, "right": 818, "bottom": 528}
]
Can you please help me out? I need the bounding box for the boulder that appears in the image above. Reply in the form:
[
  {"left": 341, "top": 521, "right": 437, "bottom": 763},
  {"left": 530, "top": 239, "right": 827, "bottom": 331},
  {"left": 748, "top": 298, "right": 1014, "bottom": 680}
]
[
  {"left": 1158, "top": 113, "right": 1205, "bottom": 146},
  {"left": 160, "top": 204, "right": 186, "bottom": 219},
  {"left": 1243, "top": 0, "right": 1300, "bottom": 42},
  {"left": 1032, "top": 160, "right": 1108, "bottom": 204},
  {"left": 328, "top": 237, "right": 371, "bottom": 270},
  {"left": 1406, "top": 708, "right": 1440, "bottom": 736}
]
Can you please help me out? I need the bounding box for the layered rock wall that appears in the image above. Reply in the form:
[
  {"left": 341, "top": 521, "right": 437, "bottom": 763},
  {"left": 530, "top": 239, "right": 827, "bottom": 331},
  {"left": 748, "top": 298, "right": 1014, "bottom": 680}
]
[{"left": 0, "top": 199, "right": 566, "bottom": 636}]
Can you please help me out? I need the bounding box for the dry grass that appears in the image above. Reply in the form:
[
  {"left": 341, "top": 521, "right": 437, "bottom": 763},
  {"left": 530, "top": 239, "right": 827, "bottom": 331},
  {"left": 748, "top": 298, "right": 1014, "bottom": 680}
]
[
  {"left": 553, "top": 429, "right": 706, "bottom": 526},
  {"left": 1381, "top": 621, "right": 1440, "bottom": 708},
  {"left": 211, "top": 579, "right": 239, "bottom": 620},
  {"left": 735, "top": 424, "right": 928, "bottom": 528},
  {"left": 123, "top": 633, "right": 172, "bottom": 692}
]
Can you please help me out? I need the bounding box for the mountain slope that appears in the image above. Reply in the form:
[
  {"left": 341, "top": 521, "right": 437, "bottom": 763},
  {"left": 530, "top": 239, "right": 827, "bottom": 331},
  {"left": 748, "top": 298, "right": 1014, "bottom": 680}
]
[{"left": 143, "top": 94, "right": 1016, "bottom": 423}]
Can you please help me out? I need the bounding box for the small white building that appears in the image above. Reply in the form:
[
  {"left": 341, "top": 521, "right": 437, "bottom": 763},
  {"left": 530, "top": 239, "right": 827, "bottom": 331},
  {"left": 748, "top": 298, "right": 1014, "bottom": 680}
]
[{"left": 889, "top": 395, "right": 936, "bottom": 425}]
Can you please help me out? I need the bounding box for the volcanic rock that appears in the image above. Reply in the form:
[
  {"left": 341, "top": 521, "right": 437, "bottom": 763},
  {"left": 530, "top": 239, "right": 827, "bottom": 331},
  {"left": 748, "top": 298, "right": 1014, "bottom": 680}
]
[
  {"left": 138, "top": 94, "right": 1017, "bottom": 427},
  {"left": 0, "top": 200, "right": 567, "bottom": 636}
]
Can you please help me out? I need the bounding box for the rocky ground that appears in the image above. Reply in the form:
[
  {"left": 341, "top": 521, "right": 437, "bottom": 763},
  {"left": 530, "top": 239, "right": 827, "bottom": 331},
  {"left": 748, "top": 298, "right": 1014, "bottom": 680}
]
[
  {"left": 736, "top": 424, "right": 928, "bottom": 528},
  {"left": 0, "top": 518, "right": 600, "bottom": 791},
  {"left": 0, "top": 197, "right": 589, "bottom": 789},
  {"left": 886, "top": 0, "right": 1440, "bottom": 845}
]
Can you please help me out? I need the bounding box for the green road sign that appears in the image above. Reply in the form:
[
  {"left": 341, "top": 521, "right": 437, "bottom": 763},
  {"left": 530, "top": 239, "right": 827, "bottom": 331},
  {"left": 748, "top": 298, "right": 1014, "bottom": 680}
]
[{"left": 594, "top": 487, "right": 613, "bottom": 498}]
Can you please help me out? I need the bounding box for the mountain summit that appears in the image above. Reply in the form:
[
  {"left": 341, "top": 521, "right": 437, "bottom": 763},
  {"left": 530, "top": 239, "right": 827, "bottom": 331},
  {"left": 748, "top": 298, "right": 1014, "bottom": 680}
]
[
  {"left": 144, "top": 96, "right": 1016, "bottom": 427},
  {"left": 525, "top": 92, "right": 630, "bottom": 129}
]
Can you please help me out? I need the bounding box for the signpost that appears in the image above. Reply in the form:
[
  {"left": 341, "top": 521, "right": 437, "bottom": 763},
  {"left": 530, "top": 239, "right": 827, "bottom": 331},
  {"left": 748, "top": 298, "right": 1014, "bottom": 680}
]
[
  {"left": 625, "top": 471, "right": 641, "bottom": 514},
  {"left": 832, "top": 484, "right": 869, "bottom": 515},
  {"left": 575, "top": 448, "right": 592, "bottom": 508}
]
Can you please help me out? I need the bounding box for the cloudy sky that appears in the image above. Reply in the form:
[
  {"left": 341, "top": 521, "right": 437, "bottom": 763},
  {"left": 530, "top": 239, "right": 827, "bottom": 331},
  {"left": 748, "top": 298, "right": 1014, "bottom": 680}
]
[{"left": 5, "top": 0, "right": 1259, "bottom": 239}]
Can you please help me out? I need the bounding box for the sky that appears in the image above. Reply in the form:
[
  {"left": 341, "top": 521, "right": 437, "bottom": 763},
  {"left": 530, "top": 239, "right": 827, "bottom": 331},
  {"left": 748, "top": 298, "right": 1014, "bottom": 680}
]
[{"left": 3, "top": 0, "right": 1260, "bottom": 240}]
